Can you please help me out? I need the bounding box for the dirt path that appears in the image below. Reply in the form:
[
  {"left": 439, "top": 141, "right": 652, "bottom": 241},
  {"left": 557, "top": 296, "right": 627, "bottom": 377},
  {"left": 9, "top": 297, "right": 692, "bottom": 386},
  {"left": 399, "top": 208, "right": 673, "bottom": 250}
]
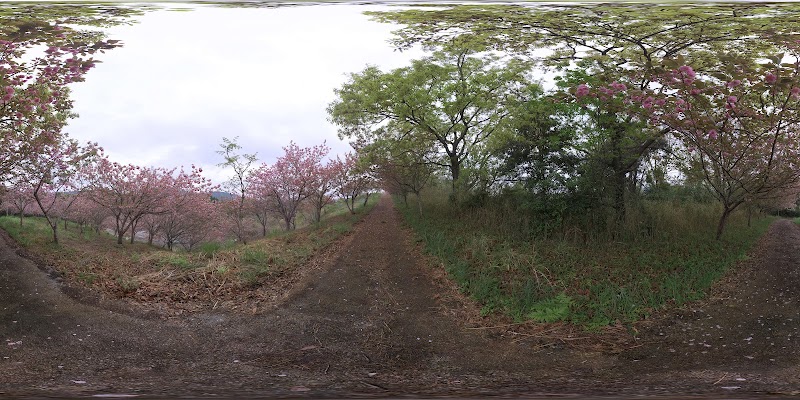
[
  {"left": 620, "top": 218, "right": 800, "bottom": 394},
  {"left": 2, "top": 195, "right": 800, "bottom": 397}
]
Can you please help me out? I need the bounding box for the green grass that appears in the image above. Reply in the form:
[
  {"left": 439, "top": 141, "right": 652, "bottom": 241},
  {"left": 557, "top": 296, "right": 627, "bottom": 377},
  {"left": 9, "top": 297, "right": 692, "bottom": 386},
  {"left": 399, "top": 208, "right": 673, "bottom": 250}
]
[
  {"left": 156, "top": 253, "right": 194, "bottom": 270},
  {"left": 398, "top": 191, "right": 773, "bottom": 328},
  {"left": 0, "top": 216, "right": 106, "bottom": 246},
  {"left": 197, "top": 240, "right": 237, "bottom": 259},
  {"left": 0, "top": 216, "right": 50, "bottom": 246}
]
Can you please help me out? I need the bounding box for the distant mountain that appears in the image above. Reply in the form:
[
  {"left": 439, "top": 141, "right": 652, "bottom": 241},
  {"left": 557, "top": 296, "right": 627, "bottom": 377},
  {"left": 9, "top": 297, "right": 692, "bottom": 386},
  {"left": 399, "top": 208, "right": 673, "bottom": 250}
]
[{"left": 210, "top": 191, "right": 236, "bottom": 201}]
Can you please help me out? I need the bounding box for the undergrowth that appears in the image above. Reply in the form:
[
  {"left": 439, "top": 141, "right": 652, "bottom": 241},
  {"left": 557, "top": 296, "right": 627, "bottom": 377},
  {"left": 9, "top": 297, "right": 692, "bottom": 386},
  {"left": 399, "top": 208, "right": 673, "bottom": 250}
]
[{"left": 397, "top": 190, "right": 773, "bottom": 328}]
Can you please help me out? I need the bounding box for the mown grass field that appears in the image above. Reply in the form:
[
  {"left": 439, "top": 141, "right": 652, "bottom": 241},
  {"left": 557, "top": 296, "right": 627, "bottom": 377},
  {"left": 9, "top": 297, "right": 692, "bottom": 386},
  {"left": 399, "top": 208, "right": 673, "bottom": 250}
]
[
  {"left": 397, "top": 191, "right": 774, "bottom": 328},
  {"left": 0, "top": 195, "right": 378, "bottom": 309}
]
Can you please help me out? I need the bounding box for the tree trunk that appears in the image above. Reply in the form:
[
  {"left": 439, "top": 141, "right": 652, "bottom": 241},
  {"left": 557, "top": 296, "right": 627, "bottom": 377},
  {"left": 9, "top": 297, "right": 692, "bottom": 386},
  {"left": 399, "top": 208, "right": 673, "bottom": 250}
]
[
  {"left": 236, "top": 213, "right": 247, "bottom": 244},
  {"left": 33, "top": 189, "right": 58, "bottom": 244},
  {"left": 116, "top": 220, "right": 125, "bottom": 244},
  {"left": 129, "top": 219, "right": 139, "bottom": 244},
  {"left": 415, "top": 191, "right": 423, "bottom": 216},
  {"left": 363, "top": 192, "right": 371, "bottom": 207},
  {"left": 613, "top": 171, "right": 627, "bottom": 227},
  {"left": 50, "top": 222, "right": 58, "bottom": 244},
  {"left": 715, "top": 207, "right": 733, "bottom": 240},
  {"left": 450, "top": 156, "right": 460, "bottom": 191}
]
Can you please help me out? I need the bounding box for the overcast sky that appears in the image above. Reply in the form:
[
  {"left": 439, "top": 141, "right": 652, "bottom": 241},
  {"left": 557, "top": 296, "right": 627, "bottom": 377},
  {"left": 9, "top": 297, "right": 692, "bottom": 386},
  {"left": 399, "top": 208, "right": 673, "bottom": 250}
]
[{"left": 64, "top": 3, "right": 426, "bottom": 185}]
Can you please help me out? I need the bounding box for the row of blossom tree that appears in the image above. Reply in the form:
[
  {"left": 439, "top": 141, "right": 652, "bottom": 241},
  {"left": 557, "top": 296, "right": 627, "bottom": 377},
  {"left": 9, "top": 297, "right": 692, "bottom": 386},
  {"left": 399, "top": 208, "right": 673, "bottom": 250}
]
[
  {"left": 1, "top": 22, "right": 373, "bottom": 248},
  {"left": 2, "top": 142, "right": 374, "bottom": 248},
  {"left": 219, "top": 138, "right": 375, "bottom": 245}
]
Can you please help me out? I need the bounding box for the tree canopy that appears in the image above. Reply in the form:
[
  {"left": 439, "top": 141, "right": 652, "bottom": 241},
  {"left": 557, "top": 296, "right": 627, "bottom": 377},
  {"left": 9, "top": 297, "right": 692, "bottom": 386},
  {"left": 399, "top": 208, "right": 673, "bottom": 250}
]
[{"left": 328, "top": 49, "right": 533, "bottom": 192}]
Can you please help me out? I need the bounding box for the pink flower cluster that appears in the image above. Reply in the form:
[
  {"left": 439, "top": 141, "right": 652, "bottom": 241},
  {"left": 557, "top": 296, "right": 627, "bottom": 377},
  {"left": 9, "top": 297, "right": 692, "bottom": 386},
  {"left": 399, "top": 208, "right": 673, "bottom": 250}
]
[
  {"left": 1, "top": 86, "right": 13, "bottom": 102},
  {"left": 677, "top": 65, "right": 696, "bottom": 84},
  {"left": 575, "top": 84, "right": 590, "bottom": 98},
  {"left": 574, "top": 81, "right": 627, "bottom": 101}
]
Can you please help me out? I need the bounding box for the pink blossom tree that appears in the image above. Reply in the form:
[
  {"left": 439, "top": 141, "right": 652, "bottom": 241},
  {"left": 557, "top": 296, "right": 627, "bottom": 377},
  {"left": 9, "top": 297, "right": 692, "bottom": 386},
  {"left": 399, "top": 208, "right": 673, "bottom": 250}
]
[
  {"left": 154, "top": 166, "right": 216, "bottom": 250},
  {"left": 84, "top": 158, "right": 175, "bottom": 245},
  {"left": 249, "top": 142, "right": 329, "bottom": 231},
  {"left": 574, "top": 47, "right": 800, "bottom": 238},
  {"left": 14, "top": 138, "right": 98, "bottom": 243},
  {"left": 1, "top": 35, "right": 115, "bottom": 181},
  {"left": 4, "top": 180, "right": 35, "bottom": 226},
  {"left": 64, "top": 195, "right": 108, "bottom": 237},
  {"left": 246, "top": 186, "right": 275, "bottom": 237},
  {"left": 332, "top": 152, "right": 375, "bottom": 214},
  {"left": 303, "top": 144, "right": 338, "bottom": 224},
  {"left": 307, "top": 162, "right": 337, "bottom": 223},
  {"left": 159, "top": 191, "right": 218, "bottom": 251}
]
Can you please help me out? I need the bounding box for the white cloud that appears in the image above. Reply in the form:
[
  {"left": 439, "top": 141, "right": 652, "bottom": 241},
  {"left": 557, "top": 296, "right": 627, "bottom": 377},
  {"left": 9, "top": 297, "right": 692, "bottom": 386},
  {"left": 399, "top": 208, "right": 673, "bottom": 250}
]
[{"left": 65, "top": 4, "right": 426, "bottom": 184}]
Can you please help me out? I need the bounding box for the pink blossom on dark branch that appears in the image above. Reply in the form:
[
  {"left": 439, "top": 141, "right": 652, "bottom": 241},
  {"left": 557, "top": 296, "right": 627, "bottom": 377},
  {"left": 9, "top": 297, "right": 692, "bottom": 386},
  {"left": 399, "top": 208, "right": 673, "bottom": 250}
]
[{"left": 575, "top": 84, "right": 590, "bottom": 98}]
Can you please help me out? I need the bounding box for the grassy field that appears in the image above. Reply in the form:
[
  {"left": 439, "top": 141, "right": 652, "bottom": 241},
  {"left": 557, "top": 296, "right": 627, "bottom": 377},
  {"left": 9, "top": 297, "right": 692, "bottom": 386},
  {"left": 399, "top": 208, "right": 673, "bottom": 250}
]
[
  {"left": 0, "top": 196, "right": 378, "bottom": 308},
  {"left": 397, "top": 191, "right": 774, "bottom": 328}
]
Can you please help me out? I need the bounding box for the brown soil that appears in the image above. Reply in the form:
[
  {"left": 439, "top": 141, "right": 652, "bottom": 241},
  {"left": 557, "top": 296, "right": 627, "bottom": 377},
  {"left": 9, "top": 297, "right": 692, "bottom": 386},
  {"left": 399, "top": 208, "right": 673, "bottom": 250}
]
[{"left": 1, "top": 195, "right": 799, "bottom": 397}]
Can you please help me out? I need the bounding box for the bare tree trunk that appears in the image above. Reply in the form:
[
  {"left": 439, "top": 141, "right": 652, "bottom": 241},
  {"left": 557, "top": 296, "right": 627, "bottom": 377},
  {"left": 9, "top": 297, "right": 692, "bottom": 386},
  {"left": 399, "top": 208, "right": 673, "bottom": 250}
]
[
  {"left": 237, "top": 213, "right": 247, "bottom": 244},
  {"left": 716, "top": 207, "right": 733, "bottom": 240},
  {"left": 51, "top": 222, "right": 58, "bottom": 244}
]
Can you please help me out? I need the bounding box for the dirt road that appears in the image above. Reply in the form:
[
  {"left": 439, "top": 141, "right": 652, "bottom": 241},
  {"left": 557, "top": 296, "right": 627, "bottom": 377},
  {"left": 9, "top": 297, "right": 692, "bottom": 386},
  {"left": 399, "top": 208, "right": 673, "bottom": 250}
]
[{"left": 2, "top": 195, "right": 799, "bottom": 397}]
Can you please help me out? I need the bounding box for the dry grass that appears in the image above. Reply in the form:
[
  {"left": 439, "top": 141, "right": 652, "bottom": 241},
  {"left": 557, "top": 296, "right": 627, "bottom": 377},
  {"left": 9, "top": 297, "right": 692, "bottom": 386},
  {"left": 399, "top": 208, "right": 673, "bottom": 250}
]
[{"left": 0, "top": 197, "right": 378, "bottom": 314}]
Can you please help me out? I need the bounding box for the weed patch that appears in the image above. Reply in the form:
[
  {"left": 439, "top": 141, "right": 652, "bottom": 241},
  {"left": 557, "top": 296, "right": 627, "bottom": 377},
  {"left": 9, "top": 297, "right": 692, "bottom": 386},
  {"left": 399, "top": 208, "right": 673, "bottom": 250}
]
[{"left": 398, "top": 194, "right": 772, "bottom": 327}]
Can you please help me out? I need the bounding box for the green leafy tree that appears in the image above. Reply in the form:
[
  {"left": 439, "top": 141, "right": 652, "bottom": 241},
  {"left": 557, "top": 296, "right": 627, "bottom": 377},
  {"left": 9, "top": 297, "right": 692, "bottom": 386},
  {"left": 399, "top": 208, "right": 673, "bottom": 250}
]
[
  {"left": 369, "top": 3, "right": 797, "bottom": 73},
  {"left": 328, "top": 49, "right": 532, "bottom": 194},
  {"left": 216, "top": 136, "right": 257, "bottom": 244},
  {"left": 363, "top": 134, "right": 437, "bottom": 215},
  {"left": 370, "top": 3, "right": 800, "bottom": 220},
  {"left": 491, "top": 85, "right": 580, "bottom": 207}
]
